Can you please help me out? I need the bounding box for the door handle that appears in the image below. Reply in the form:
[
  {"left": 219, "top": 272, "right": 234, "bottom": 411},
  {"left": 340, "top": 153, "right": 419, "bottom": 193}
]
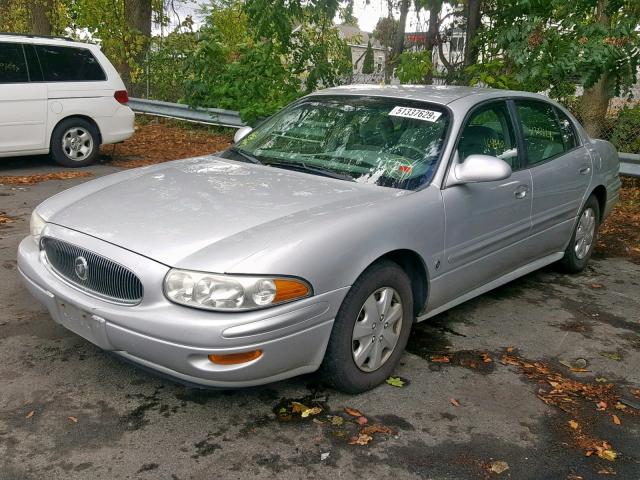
[
  {"left": 514, "top": 185, "right": 528, "bottom": 199},
  {"left": 579, "top": 166, "right": 591, "bottom": 175}
]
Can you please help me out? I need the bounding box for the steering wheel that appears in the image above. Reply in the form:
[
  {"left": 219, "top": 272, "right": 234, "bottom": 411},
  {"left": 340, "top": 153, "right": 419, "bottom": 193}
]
[{"left": 388, "top": 144, "right": 424, "bottom": 159}]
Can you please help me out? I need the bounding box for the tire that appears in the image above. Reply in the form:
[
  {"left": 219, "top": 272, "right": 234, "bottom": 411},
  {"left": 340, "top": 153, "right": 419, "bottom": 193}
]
[
  {"left": 556, "top": 195, "right": 600, "bottom": 273},
  {"left": 321, "top": 260, "right": 414, "bottom": 393},
  {"left": 50, "top": 118, "right": 100, "bottom": 167}
]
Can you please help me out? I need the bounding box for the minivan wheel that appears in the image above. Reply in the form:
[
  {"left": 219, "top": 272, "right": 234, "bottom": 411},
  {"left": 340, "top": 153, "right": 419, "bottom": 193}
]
[
  {"left": 321, "top": 260, "right": 413, "bottom": 393},
  {"left": 557, "top": 195, "right": 600, "bottom": 273},
  {"left": 50, "top": 118, "right": 100, "bottom": 167}
]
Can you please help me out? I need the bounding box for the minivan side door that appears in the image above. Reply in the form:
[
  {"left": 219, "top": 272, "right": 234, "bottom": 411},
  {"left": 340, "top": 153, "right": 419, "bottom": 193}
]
[
  {"left": 0, "top": 42, "right": 48, "bottom": 153},
  {"left": 513, "top": 100, "right": 592, "bottom": 260},
  {"left": 439, "top": 100, "right": 533, "bottom": 302}
]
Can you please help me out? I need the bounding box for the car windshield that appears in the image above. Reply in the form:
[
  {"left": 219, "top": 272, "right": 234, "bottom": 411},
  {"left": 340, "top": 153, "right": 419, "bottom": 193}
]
[{"left": 224, "top": 95, "right": 450, "bottom": 190}]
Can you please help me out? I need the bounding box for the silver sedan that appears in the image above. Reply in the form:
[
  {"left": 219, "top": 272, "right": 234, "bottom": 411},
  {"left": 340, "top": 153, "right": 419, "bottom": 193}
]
[{"left": 18, "top": 86, "right": 621, "bottom": 392}]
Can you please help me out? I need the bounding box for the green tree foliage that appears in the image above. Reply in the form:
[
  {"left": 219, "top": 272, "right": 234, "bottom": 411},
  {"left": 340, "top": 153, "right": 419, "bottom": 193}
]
[
  {"left": 476, "top": 0, "right": 640, "bottom": 136},
  {"left": 184, "top": 0, "right": 352, "bottom": 124},
  {"left": 395, "top": 50, "right": 432, "bottom": 84},
  {"left": 362, "top": 40, "right": 375, "bottom": 74},
  {"left": 611, "top": 105, "right": 640, "bottom": 153}
]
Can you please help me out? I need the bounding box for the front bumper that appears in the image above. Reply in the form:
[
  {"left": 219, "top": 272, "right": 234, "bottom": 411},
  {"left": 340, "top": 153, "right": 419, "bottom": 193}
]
[{"left": 17, "top": 225, "right": 348, "bottom": 387}]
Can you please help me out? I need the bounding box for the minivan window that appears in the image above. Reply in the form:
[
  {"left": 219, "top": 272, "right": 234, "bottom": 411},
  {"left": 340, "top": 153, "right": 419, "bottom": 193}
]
[
  {"left": 23, "top": 44, "right": 44, "bottom": 81},
  {"left": 0, "top": 42, "right": 29, "bottom": 83},
  {"left": 515, "top": 100, "right": 565, "bottom": 165},
  {"left": 35, "top": 45, "right": 106, "bottom": 82}
]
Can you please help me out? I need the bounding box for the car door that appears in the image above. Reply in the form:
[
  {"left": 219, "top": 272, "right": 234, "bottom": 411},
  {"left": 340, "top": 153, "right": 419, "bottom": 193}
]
[
  {"left": 513, "top": 100, "right": 592, "bottom": 260},
  {"left": 440, "top": 100, "right": 533, "bottom": 299},
  {"left": 0, "top": 42, "right": 48, "bottom": 153}
]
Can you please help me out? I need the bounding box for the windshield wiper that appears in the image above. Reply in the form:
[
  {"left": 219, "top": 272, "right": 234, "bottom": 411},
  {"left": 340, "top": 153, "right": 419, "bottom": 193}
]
[
  {"left": 228, "top": 146, "right": 262, "bottom": 165},
  {"left": 262, "top": 160, "right": 355, "bottom": 182}
]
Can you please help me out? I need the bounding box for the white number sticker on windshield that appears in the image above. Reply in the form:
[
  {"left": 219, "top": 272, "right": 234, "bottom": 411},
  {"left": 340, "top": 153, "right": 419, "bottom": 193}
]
[{"left": 389, "top": 106, "right": 442, "bottom": 122}]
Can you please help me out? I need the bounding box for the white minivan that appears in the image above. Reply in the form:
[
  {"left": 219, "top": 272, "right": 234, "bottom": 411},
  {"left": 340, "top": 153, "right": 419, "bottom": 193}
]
[{"left": 0, "top": 34, "right": 134, "bottom": 167}]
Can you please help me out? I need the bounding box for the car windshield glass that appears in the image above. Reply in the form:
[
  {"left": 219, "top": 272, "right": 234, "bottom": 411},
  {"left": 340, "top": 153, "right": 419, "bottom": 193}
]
[{"left": 226, "top": 96, "right": 450, "bottom": 190}]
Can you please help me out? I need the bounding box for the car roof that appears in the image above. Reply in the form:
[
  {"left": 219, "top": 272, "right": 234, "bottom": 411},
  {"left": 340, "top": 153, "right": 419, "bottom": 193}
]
[
  {"left": 309, "top": 84, "right": 549, "bottom": 106},
  {"left": 0, "top": 33, "right": 97, "bottom": 49}
]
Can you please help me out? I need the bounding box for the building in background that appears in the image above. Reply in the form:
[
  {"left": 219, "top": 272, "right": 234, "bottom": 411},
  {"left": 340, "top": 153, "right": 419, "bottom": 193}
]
[{"left": 337, "top": 24, "right": 387, "bottom": 74}]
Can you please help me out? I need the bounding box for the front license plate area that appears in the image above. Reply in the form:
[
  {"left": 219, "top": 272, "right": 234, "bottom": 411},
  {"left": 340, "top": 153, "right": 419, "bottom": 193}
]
[{"left": 55, "top": 300, "right": 113, "bottom": 350}]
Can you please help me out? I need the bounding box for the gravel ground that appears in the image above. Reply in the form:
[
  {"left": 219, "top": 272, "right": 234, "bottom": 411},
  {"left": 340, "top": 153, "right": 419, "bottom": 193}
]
[{"left": 1, "top": 154, "right": 639, "bottom": 480}]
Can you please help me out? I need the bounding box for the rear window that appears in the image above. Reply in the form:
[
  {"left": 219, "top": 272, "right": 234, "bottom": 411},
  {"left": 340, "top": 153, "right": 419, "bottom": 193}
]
[
  {"left": 0, "top": 42, "right": 29, "bottom": 83},
  {"left": 35, "top": 45, "right": 106, "bottom": 82}
]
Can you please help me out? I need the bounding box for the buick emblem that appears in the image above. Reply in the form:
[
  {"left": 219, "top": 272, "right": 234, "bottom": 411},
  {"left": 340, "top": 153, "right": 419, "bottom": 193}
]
[{"left": 74, "top": 256, "right": 89, "bottom": 281}]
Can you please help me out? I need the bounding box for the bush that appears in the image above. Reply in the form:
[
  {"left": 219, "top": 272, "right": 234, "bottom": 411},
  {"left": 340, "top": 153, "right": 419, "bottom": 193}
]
[{"left": 611, "top": 105, "right": 640, "bottom": 154}]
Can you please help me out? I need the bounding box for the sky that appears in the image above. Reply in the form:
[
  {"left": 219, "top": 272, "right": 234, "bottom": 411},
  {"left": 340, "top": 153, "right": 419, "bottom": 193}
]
[{"left": 168, "top": 0, "right": 430, "bottom": 34}]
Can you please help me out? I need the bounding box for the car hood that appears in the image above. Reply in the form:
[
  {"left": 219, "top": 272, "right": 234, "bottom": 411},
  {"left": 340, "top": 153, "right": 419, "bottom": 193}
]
[{"left": 46, "top": 155, "right": 399, "bottom": 268}]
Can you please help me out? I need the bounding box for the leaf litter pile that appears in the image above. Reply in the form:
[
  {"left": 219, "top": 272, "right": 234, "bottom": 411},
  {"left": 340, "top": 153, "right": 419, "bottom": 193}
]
[
  {"left": 500, "top": 347, "right": 638, "bottom": 463},
  {"left": 100, "top": 120, "right": 232, "bottom": 169},
  {"left": 273, "top": 394, "right": 396, "bottom": 446},
  {"left": 0, "top": 171, "right": 93, "bottom": 186},
  {"left": 597, "top": 177, "right": 640, "bottom": 263}
]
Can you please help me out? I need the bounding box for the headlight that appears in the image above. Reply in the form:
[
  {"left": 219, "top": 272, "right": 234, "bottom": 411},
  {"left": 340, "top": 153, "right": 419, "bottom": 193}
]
[
  {"left": 163, "top": 269, "right": 312, "bottom": 311},
  {"left": 29, "top": 210, "right": 46, "bottom": 244}
]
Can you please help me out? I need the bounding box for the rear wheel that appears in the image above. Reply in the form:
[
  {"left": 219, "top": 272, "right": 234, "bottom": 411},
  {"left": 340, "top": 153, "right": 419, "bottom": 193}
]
[
  {"left": 50, "top": 118, "right": 100, "bottom": 167},
  {"left": 557, "top": 195, "right": 600, "bottom": 273},
  {"left": 321, "top": 260, "right": 413, "bottom": 393}
]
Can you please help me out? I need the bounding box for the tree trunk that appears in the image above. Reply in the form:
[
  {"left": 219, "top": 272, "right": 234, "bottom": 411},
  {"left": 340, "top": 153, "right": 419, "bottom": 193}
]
[
  {"left": 580, "top": 76, "right": 611, "bottom": 138},
  {"left": 387, "top": 0, "right": 410, "bottom": 83},
  {"left": 464, "top": 0, "right": 481, "bottom": 67},
  {"left": 30, "top": 0, "right": 53, "bottom": 36},
  {"left": 578, "top": 0, "right": 611, "bottom": 138},
  {"left": 123, "top": 0, "right": 152, "bottom": 94},
  {"left": 423, "top": 2, "right": 440, "bottom": 84}
]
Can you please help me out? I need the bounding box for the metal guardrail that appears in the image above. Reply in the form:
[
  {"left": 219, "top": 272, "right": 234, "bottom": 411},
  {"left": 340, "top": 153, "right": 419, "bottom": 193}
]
[
  {"left": 128, "top": 98, "right": 245, "bottom": 128},
  {"left": 128, "top": 97, "right": 640, "bottom": 177},
  {"left": 619, "top": 153, "right": 640, "bottom": 178}
]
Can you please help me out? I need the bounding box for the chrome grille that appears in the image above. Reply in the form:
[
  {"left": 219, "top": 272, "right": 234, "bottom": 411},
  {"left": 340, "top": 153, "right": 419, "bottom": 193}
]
[{"left": 41, "top": 237, "right": 143, "bottom": 305}]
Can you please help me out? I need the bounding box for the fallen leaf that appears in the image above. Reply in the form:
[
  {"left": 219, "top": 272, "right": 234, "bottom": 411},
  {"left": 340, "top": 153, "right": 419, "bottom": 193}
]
[
  {"left": 344, "top": 407, "right": 363, "bottom": 417},
  {"left": 590, "top": 283, "right": 603, "bottom": 289},
  {"left": 329, "top": 415, "right": 344, "bottom": 426},
  {"left": 630, "top": 388, "right": 640, "bottom": 398},
  {"left": 301, "top": 407, "right": 322, "bottom": 418},
  {"left": 348, "top": 433, "right": 373, "bottom": 446},
  {"left": 595, "top": 377, "right": 608, "bottom": 383},
  {"left": 386, "top": 376, "right": 405, "bottom": 387},
  {"left": 489, "top": 460, "right": 509, "bottom": 474},
  {"left": 596, "top": 401, "right": 608, "bottom": 411},
  {"left": 598, "top": 449, "right": 617, "bottom": 462},
  {"left": 570, "top": 367, "right": 590, "bottom": 373},
  {"left": 612, "top": 415, "right": 621, "bottom": 425},
  {"left": 356, "top": 416, "right": 368, "bottom": 425},
  {"left": 291, "top": 402, "right": 308, "bottom": 413},
  {"left": 430, "top": 355, "right": 450, "bottom": 363},
  {"left": 450, "top": 398, "right": 460, "bottom": 407},
  {"left": 68, "top": 416, "right": 78, "bottom": 423},
  {"left": 506, "top": 346, "right": 515, "bottom": 353},
  {"left": 568, "top": 420, "right": 579, "bottom": 430},
  {"left": 25, "top": 410, "right": 35, "bottom": 419},
  {"left": 360, "top": 424, "right": 396, "bottom": 436},
  {"left": 614, "top": 402, "right": 627, "bottom": 411},
  {"left": 599, "top": 351, "right": 622, "bottom": 361},
  {"left": 481, "top": 353, "right": 492, "bottom": 364}
]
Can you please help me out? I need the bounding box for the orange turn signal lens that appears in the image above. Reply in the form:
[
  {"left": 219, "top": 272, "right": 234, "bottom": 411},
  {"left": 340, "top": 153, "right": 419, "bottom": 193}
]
[
  {"left": 208, "top": 350, "right": 263, "bottom": 365},
  {"left": 273, "top": 279, "right": 310, "bottom": 303}
]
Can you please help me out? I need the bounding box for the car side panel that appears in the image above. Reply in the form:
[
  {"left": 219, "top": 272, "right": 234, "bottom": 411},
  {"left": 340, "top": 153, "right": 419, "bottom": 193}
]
[
  {"left": 0, "top": 83, "right": 48, "bottom": 153},
  {"left": 526, "top": 146, "right": 592, "bottom": 258}
]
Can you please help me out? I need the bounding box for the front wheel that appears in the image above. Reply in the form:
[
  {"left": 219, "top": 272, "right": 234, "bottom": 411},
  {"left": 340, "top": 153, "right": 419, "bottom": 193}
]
[
  {"left": 321, "top": 260, "right": 414, "bottom": 393},
  {"left": 50, "top": 118, "right": 100, "bottom": 167},
  {"left": 557, "top": 195, "right": 600, "bottom": 273}
]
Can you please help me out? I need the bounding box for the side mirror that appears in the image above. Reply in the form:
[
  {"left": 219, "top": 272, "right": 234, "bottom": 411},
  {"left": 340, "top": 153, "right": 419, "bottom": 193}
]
[
  {"left": 233, "top": 126, "right": 253, "bottom": 144},
  {"left": 452, "top": 154, "right": 512, "bottom": 184}
]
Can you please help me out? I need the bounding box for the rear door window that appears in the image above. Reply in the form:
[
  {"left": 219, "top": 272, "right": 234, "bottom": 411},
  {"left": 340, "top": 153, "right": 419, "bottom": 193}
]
[
  {"left": 515, "top": 100, "right": 565, "bottom": 165},
  {"left": 555, "top": 108, "right": 578, "bottom": 151},
  {"left": 0, "top": 42, "right": 29, "bottom": 83},
  {"left": 35, "top": 44, "right": 106, "bottom": 82}
]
